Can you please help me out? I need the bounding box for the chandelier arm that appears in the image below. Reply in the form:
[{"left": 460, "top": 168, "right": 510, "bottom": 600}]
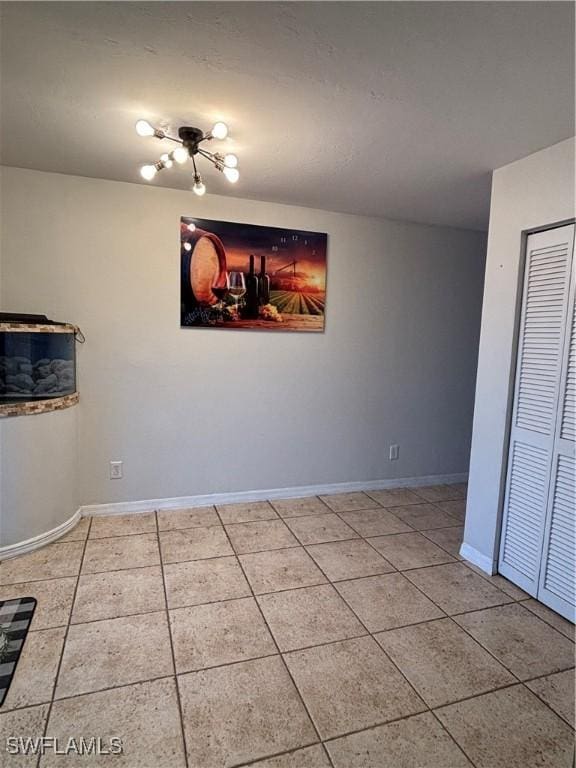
[
  {"left": 197, "top": 148, "right": 216, "bottom": 163},
  {"left": 192, "top": 155, "right": 199, "bottom": 176},
  {"left": 162, "top": 135, "right": 185, "bottom": 145}
]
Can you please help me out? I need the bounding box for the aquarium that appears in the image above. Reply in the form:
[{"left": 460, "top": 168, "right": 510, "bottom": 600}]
[{"left": 0, "top": 323, "right": 76, "bottom": 403}]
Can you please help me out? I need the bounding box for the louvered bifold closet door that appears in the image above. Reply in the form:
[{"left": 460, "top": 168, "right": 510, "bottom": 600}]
[
  {"left": 499, "top": 225, "right": 575, "bottom": 596},
  {"left": 538, "top": 263, "right": 576, "bottom": 622}
]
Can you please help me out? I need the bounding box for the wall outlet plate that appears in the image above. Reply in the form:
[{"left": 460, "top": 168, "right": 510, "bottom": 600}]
[
  {"left": 389, "top": 444, "right": 400, "bottom": 461},
  {"left": 109, "top": 461, "right": 123, "bottom": 479}
]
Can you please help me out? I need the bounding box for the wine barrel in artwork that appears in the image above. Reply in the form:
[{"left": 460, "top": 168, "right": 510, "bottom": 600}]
[{"left": 181, "top": 229, "right": 227, "bottom": 308}]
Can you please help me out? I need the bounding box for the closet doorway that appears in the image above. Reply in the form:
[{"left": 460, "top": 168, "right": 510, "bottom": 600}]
[{"left": 499, "top": 223, "right": 575, "bottom": 622}]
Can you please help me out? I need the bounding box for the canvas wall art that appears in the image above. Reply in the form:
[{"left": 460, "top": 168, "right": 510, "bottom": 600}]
[{"left": 180, "top": 217, "right": 327, "bottom": 332}]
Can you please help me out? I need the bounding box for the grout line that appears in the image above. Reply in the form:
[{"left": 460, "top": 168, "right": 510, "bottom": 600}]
[
  {"left": 88, "top": 526, "right": 218, "bottom": 540},
  {"left": 3, "top": 673, "right": 177, "bottom": 715},
  {"left": 175, "top": 651, "right": 281, "bottom": 677},
  {"left": 35, "top": 515, "right": 93, "bottom": 768},
  {"left": 154, "top": 511, "right": 190, "bottom": 768},
  {"left": 213, "top": 505, "right": 337, "bottom": 768},
  {"left": 232, "top": 740, "right": 322, "bottom": 768},
  {"left": 519, "top": 601, "right": 576, "bottom": 644},
  {"left": 522, "top": 666, "right": 576, "bottom": 685},
  {"left": 428, "top": 708, "right": 481, "bottom": 767}
]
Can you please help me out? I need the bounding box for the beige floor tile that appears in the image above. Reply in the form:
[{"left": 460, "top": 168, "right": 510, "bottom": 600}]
[
  {"left": 326, "top": 711, "right": 473, "bottom": 768},
  {"left": 57, "top": 516, "right": 91, "bottom": 542},
  {"left": 225, "top": 520, "right": 298, "bottom": 554},
  {"left": 217, "top": 500, "right": 278, "bottom": 524},
  {"left": 376, "top": 617, "right": 514, "bottom": 707},
  {"left": 164, "top": 556, "right": 251, "bottom": 608},
  {"left": 449, "top": 482, "right": 468, "bottom": 496},
  {"left": 170, "top": 597, "right": 276, "bottom": 672},
  {"left": 488, "top": 575, "right": 529, "bottom": 600},
  {"left": 523, "top": 599, "right": 576, "bottom": 642},
  {"left": 368, "top": 532, "right": 455, "bottom": 570},
  {"left": 305, "top": 539, "right": 394, "bottom": 581},
  {"left": 250, "top": 745, "right": 331, "bottom": 767},
  {"left": 284, "top": 636, "right": 425, "bottom": 739},
  {"left": 89, "top": 512, "right": 156, "bottom": 539},
  {"left": 526, "top": 669, "right": 575, "bottom": 726},
  {"left": 240, "top": 547, "right": 326, "bottom": 594},
  {"left": 42, "top": 678, "right": 186, "bottom": 767},
  {"left": 405, "top": 562, "right": 514, "bottom": 614},
  {"left": 454, "top": 603, "right": 575, "bottom": 680},
  {"left": 0, "top": 542, "right": 84, "bottom": 585},
  {"left": 434, "top": 499, "right": 466, "bottom": 522},
  {"left": 178, "top": 655, "right": 317, "bottom": 767},
  {"left": 335, "top": 573, "right": 443, "bottom": 631},
  {"left": 422, "top": 525, "right": 464, "bottom": 559},
  {"left": 55, "top": 612, "right": 173, "bottom": 699},
  {"left": 319, "top": 492, "right": 375, "bottom": 513},
  {"left": 0, "top": 704, "right": 50, "bottom": 768},
  {"left": 271, "top": 496, "right": 331, "bottom": 518},
  {"left": 436, "top": 685, "right": 574, "bottom": 768},
  {"left": 389, "top": 503, "right": 459, "bottom": 530},
  {"left": 0, "top": 577, "right": 76, "bottom": 630},
  {"left": 71, "top": 566, "right": 165, "bottom": 623},
  {"left": 82, "top": 533, "right": 160, "bottom": 573},
  {"left": 365, "top": 488, "right": 424, "bottom": 507},
  {"left": 159, "top": 525, "right": 233, "bottom": 563},
  {"left": 285, "top": 514, "right": 359, "bottom": 545},
  {"left": 338, "top": 508, "right": 412, "bottom": 537},
  {"left": 411, "top": 484, "right": 463, "bottom": 502},
  {"left": 157, "top": 505, "right": 220, "bottom": 530},
  {"left": 258, "top": 584, "right": 365, "bottom": 651},
  {"left": 2, "top": 627, "right": 66, "bottom": 711},
  {"left": 463, "top": 563, "right": 530, "bottom": 599}
]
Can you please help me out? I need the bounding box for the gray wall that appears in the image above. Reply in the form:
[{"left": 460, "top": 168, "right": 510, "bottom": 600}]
[
  {"left": 464, "top": 137, "right": 575, "bottom": 572},
  {"left": 1, "top": 167, "right": 486, "bottom": 544}
]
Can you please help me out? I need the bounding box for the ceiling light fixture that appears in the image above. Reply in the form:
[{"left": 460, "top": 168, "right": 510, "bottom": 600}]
[{"left": 136, "top": 120, "right": 239, "bottom": 195}]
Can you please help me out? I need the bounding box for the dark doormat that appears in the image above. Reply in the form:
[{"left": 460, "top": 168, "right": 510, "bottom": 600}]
[{"left": 0, "top": 597, "right": 37, "bottom": 707}]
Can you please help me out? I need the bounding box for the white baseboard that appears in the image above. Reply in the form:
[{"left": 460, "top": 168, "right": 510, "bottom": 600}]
[
  {"left": 0, "top": 472, "right": 468, "bottom": 557},
  {"left": 0, "top": 509, "right": 81, "bottom": 560},
  {"left": 80, "top": 472, "right": 468, "bottom": 517},
  {"left": 459, "top": 542, "right": 496, "bottom": 575}
]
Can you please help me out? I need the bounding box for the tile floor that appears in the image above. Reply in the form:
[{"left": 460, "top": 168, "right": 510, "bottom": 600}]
[{"left": 0, "top": 484, "right": 574, "bottom": 767}]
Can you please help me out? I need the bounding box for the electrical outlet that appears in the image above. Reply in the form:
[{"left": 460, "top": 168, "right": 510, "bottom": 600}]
[
  {"left": 389, "top": 444, "right": 400, "bottom": 461},
  {"left": 109, "top": 461, "right": 123, "bottom": 479}
]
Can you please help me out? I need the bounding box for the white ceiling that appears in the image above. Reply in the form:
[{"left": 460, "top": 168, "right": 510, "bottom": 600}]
[{"left": 1, "top": 2, "right": 573, "bottom": 231}]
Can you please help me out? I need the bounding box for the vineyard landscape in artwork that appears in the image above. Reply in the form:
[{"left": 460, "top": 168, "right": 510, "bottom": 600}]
[{"left": 180, "top": 217, "right": 327, "bottom": 332}]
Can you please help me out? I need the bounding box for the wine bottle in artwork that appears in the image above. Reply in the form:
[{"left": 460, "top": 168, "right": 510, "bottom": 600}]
[
  {"left": 258, "top": 255, "right": 271, "bottom": 306},
  {"left": 244, "top": 254, "right": 260, "bottom": 319}
]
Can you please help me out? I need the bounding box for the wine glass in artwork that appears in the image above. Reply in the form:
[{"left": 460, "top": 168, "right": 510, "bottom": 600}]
[
  {"left": 227, "top": 271, "right": 246, "bottom": 320},
  {"left": 211, "top": 272, "right": 229, "bottom": 320}
]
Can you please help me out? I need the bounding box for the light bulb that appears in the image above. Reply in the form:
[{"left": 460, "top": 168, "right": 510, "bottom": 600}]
[
  {"left": 172, "top": 147, "right": 189, "bottom": 164},
  {"left": 135, "top": 120, "right": 155, "bottom": 137},
  {"left": 211, "top": 121, "right": 228, "bottom": 140},
  {"left": 187, "top": 223, "right": 196, "bottom": 232},
  {"left": 160, "top": 154, "right": 173, "bottom": 169},
  {"left": 193, "top": 175, "right": 206, "bottom": 196},
  {"left": 183, "top": 242, "right": 192, "bottom": 251},
  {"left": 140, "top": 164, "right": 157, "bottom": 181},
  {"left": 223, "top": 166, "right": 239, "bottom": 183},
  {"left": 223, "top": 153, "right": 238, "bottom": 168}
]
